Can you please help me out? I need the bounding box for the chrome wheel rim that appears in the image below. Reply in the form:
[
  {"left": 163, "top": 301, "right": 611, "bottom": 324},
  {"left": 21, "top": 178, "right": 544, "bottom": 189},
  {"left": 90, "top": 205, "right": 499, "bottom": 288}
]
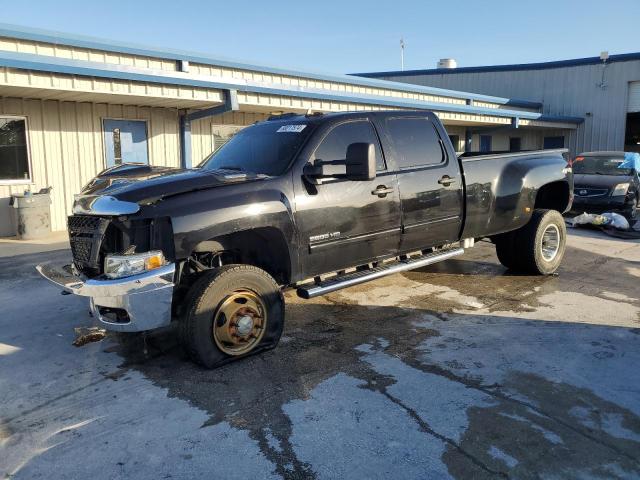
[
  {"left": 213, "top": 290, "right": 266, "bottom": 356},
  {"left": 541, "top": 224, "right": 560, "bottom": 262}
]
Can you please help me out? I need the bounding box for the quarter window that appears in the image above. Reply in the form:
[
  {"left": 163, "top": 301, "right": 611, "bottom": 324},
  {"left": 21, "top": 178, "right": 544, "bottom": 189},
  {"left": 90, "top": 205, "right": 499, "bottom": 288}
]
[
  {"left": 314, "top": 121, "right": 386, "bottom": 171},
  {"left": 386, "top": 118, "right": 444, "bottom": 168},
  {"left": 0, "top": 117, "right": 30, "bottom": 181}
]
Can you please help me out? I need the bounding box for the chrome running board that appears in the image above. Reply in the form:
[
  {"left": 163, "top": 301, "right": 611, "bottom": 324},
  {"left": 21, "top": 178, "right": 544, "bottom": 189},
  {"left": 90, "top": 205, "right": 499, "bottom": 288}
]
[{"left": 296, "top": 247, "right": 464, "bottom": 299}]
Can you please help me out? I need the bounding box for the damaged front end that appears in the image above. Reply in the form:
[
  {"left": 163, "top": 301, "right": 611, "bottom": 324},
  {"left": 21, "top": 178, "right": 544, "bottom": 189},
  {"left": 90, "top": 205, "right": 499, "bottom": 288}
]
[{"left": 37, "top": 194, "right": 177, "bottom": 332}]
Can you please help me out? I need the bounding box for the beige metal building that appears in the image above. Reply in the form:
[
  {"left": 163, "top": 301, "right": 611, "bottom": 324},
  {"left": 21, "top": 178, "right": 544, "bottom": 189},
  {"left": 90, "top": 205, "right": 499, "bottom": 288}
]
[{"left": 0, "top": 24, "right": 582, "bottom": 236}]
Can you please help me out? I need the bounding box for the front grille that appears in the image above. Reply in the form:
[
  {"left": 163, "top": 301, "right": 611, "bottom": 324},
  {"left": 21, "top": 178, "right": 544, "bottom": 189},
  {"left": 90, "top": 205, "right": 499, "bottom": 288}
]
[
  {"left": 574, "top": 186, "right": 608, "bottom": 198},
  {"left": 68, "top": 215, "right": 110, "bottom": 276}
]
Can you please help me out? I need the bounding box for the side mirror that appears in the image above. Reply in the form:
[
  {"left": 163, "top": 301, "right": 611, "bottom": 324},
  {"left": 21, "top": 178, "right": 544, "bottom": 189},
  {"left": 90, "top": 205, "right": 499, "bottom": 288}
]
[
  {"left": 345, "top": 142, "right": 376, "bottom": 181},
  {"left": 303, "top": 142, "right": 376, "bottom": 184}
]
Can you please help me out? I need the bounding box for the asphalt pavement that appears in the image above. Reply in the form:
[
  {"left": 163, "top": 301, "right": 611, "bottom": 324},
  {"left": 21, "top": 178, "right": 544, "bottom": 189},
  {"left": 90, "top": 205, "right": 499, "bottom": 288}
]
[{"left": 1, "top": 229, "right": 639, "bottom": 479}]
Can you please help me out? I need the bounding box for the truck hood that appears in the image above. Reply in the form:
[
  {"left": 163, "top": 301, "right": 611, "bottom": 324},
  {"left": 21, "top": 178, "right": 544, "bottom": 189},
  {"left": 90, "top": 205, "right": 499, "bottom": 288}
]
[
  {"left": 78, "top": 164, "right": 265, "bottom": 203},
  {"left": 573, "top": 173, "right": 632, "bottom": 189}
]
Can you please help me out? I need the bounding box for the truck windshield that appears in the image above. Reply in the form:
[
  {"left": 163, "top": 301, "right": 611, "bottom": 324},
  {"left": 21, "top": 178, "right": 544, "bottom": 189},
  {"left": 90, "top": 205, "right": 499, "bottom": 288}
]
[
  {"left": 198, "top": 121, "right": 315, "bottom": 176},
  {"left": 572, "top": 156, "right": 633, "bottom": 176}
]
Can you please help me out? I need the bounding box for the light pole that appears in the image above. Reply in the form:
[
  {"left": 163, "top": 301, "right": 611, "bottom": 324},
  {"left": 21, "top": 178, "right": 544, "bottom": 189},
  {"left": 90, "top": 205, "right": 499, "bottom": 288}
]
[{"left": 400, "top": 38, "right": 405, "bottom": 71}]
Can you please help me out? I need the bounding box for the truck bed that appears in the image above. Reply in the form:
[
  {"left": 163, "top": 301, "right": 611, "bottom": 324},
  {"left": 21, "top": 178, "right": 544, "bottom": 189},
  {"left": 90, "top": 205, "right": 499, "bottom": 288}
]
[{"left": 459, "top": 149, "right": 570, "bottom": 239}]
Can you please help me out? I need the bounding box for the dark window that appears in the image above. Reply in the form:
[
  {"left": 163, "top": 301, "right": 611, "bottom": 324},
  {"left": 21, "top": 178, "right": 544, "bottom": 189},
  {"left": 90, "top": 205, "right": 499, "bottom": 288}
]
[
  {"left": 509, "top": 137, "right": 521, "bottom": 152},
  {"left": 448, "top": 135, "right": 460, "bottom": 151},
  {"left": 313, "top": 120, "right": 386, "bottom": 171},
  {"left": 112, "top": 128, "right": 122, "bottom": 164},
  {"left": 385, "top": 118, "right": 444, "bottom": 168},
  {"left": 200, "top": 121, "right": 316, "bottom": 176},
  {"left": 0, "top": 118, "right": 30, "bottom": 181},
  {"left": 480, "top": 135, "right": 492, "bottom": 152},
  {"left": 624, "top": 112, "right": 640, "bottom": 152},
  {"left": 543, "top": 136, "right": 564, "bottom": 149}
]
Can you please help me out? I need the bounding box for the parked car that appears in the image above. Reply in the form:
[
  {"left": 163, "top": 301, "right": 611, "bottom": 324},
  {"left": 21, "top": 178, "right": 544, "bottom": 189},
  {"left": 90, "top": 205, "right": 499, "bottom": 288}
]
[
  {"left": 37, "top": 110, "right": 573, "bottom": 368},
  {"left": 571, "top": 151, "right": 639, "bottom": 220}
]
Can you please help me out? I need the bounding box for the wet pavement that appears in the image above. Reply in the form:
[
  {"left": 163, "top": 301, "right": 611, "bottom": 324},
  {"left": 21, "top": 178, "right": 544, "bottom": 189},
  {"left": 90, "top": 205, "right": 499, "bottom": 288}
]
[{"left": 1, "top": 229, "right": 640, "bottom": 479}]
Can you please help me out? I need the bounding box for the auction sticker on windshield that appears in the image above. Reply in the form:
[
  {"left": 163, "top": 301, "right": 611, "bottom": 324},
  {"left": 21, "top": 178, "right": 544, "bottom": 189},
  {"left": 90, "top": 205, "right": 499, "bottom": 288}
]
[{"left": 277, "top": 125, "right": 307, "bottom": 133}]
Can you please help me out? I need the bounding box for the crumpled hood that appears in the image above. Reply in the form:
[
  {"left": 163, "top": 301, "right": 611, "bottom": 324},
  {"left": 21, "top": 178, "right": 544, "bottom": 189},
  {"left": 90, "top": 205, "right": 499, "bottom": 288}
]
[
  {"left": 573, "top": 173, "right": 632, "bottom": 190},
  {"left": 78, "top": 163, "right": 263, "bottom": 203}
]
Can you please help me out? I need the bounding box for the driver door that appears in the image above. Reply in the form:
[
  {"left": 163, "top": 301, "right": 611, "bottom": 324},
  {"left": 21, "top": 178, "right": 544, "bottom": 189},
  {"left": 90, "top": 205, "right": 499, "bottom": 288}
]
[{"left": 293, "top": 119, "right": 401, "bottom": 276}]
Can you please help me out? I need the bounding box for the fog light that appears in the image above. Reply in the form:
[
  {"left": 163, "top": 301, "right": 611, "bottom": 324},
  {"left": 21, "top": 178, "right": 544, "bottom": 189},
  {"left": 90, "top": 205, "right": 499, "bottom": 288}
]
[{"left": 104, "top": 250, "right": 165, "bottom": 279}]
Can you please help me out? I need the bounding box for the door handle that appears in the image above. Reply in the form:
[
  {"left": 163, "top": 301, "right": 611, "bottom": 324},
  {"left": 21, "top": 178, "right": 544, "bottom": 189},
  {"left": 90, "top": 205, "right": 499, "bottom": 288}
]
[
  {"left": 438, "top": 175, "right": 457, "bottom": 187},
  {"left": 371, "top": 185, "right": 394, "bottom": 197}
]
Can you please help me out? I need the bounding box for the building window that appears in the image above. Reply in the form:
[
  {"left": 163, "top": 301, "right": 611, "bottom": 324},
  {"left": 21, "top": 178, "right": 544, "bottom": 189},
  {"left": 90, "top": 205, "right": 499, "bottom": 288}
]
[
  {"left": 0, "top": 117, "right": 30, "bottom": 182},
  {"left": 480, "top": 135, "right": 492, "bottom": 152},
  {"left": 543, "top": 136, "right": 564, "bottom": 149},
  {"left": 509, "top": 137, "right": 522, "bottom": 152},
  {"left": 212, "top": 124, "right": 245, "bottom": 153}
]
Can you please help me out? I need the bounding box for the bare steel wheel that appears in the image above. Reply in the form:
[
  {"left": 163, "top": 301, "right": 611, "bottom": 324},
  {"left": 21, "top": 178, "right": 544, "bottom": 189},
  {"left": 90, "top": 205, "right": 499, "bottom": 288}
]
[
  {"left": 540, "top": 224, "right": 560, "bottom": 262},
  {"left": 213, "top": 290, "right": 267, "bottom": 355},
  {"left": 179, "top": 265, "right": 284, "bottom": 369}
]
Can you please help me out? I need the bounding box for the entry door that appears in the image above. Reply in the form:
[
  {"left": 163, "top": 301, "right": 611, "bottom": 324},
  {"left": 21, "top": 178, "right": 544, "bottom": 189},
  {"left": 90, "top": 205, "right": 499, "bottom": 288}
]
[
  {"left": 384, "top": 117, "right": 463, "bottom": 252},
  {"left": 103, "top": 119, "right": 149, "bottom": 167},
  {"left": 293, "top": 120, "right": 401, "bottom": 276}
]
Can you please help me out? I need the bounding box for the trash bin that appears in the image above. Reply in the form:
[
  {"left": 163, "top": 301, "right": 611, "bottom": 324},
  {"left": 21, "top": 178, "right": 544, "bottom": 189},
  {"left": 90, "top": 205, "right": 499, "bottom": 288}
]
[{"left": 10, "top": 188, "right": 52, "bottom": 240}]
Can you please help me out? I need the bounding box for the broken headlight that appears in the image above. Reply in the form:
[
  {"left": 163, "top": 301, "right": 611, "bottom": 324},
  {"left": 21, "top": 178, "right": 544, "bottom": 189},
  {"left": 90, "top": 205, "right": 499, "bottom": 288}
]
[{"left": 104, "top": 250, "right": 165, "bottom": 279}]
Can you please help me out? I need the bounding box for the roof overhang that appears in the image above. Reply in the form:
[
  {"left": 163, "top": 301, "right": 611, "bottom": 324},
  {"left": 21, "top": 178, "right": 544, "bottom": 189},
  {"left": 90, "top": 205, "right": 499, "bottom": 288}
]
[{"left": 0, "top": 50, "right": 584, "bottom": 127}]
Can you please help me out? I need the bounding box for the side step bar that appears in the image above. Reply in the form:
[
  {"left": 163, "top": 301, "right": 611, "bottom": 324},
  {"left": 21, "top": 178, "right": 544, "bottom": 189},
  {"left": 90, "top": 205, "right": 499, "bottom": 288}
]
[{"left": 296, "top": 247, "right": 464, "bottom": 299}]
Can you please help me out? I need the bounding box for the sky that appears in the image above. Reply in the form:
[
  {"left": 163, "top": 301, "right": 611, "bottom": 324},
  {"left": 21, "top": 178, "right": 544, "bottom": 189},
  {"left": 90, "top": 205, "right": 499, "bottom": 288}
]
[{"left": 1, "top": 0, "right": 639, "bottom": 75}]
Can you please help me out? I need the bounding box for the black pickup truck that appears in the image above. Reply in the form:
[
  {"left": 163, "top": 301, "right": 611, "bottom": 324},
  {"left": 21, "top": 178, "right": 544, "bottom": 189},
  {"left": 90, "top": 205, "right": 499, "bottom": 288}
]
[{"left": 38, "top": 111, "right": 573, "bottom": 368}]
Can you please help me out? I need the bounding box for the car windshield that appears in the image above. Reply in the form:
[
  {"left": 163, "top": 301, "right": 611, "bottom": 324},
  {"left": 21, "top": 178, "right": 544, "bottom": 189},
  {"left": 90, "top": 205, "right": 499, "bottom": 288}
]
[
  {"left": 198, "top": 121, "right": 315, "bottom": 176},
  {"left": 572, "top": 156, "right": 633, "bottom": 176}
]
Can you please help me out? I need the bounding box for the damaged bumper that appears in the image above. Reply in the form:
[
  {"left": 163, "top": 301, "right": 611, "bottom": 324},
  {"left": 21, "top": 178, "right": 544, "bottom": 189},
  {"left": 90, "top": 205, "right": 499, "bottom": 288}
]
[{"left": 36, "top": 263, "right": 175, "bottom": 332}]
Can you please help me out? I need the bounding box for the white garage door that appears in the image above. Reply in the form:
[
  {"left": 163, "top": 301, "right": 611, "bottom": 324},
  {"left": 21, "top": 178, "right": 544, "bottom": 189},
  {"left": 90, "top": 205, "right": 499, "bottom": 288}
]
[{"left": 628, "top": 81, "right": 640, "bottom": 112}]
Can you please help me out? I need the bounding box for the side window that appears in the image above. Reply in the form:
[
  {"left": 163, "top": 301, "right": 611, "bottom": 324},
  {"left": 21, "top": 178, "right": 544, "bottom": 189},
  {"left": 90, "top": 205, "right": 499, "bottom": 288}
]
[
  {"left": 0, "top": 117, "right": 30, "bottom": 181},
  {"left": 385, "top": 118, "right": 444, "bottom": 169},
  {"left": 313, "top": 121, "right": 386, "bottom": 171}
]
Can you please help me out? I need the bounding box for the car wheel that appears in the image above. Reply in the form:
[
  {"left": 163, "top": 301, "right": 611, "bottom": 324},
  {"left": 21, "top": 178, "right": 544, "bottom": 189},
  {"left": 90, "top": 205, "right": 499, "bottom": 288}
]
[
  {"left": 179, "top": 265, "right": 284, "bottom": 368},
  {"left": 515, "top": 209, "right": 567, "bottom": 275},
  {"left": 625, "top": 196, "right": 638, "bottom": 221}
]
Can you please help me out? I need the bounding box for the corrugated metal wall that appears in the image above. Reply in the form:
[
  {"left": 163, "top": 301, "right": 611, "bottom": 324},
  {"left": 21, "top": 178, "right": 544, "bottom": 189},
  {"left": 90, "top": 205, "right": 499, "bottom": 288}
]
[
  {"left": 372, "top": 60, "right": 640, "bottom": 154},
  {"left": 0, "top": 98, "right": 182, "bottom": 235}
]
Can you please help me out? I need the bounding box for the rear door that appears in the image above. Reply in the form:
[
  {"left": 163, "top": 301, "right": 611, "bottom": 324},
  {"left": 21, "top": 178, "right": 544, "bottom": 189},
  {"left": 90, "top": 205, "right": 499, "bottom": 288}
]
[
  {"left": 382, "top": 116, "right": 463, "bottom": 252},
  {"left": 293, "top": 119, "right": 401, "bottom": 276}
]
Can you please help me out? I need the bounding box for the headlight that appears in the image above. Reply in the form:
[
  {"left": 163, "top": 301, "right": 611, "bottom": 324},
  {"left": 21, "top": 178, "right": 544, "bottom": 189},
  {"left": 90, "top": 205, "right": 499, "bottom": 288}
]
[
  {"left": 104, "top": 250, "right": 165, "bottom": 279},
  {"left": 612, "top": 183, "right": 630, "bottom": 196}
]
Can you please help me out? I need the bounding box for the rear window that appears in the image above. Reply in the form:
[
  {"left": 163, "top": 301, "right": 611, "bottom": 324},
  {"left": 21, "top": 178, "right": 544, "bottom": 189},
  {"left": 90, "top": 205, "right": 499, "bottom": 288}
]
[
  {"left": 385, "top": 118, "right": 444, "bottom": 169},
  {"left": 572, "top": 156, "right": 632, "bottom": 176}
]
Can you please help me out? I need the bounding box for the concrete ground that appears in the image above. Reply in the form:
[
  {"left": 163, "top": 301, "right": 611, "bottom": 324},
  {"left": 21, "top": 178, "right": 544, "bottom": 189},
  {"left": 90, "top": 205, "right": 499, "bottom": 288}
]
[{"left": 1, "top": 229, "right": 639, "bottom": 479}]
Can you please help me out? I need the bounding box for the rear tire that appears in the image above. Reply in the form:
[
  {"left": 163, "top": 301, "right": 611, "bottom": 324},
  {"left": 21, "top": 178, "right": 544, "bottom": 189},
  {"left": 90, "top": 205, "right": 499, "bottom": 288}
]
[
  {"left": 514, "top": 209, "right": 566, "bottom": 275},
  {"left": 178, "top": 265, "right": 284, "bottom": 369},
  {"left": 494, "top": 231, "right": 520, "bottom": 270}
]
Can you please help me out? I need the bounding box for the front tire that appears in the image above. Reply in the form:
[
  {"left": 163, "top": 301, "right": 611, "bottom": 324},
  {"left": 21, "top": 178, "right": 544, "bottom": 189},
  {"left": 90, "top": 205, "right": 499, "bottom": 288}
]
[{"left": 179, "top": 265, "right": 284, "bottom": 368}]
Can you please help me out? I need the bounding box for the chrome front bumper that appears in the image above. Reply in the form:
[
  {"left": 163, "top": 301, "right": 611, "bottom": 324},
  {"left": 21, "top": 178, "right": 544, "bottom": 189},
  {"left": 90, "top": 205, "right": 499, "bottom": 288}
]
[{"left": 36, "top": 263, "right": 176, "bottom": 332}]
